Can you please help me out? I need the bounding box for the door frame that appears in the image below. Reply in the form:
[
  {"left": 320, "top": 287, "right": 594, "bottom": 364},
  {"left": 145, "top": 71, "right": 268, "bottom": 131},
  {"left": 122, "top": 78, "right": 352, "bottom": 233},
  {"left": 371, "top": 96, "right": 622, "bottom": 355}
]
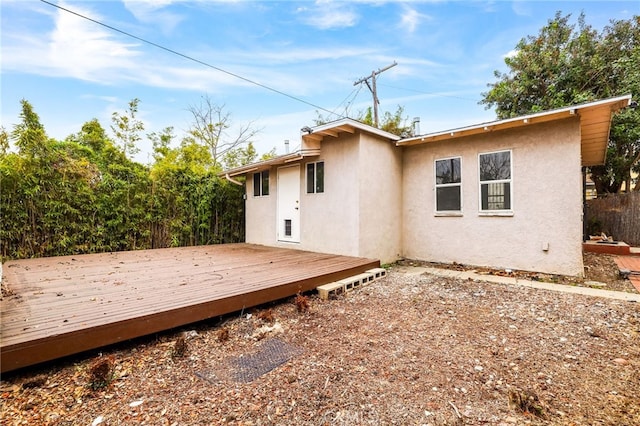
[{"left": 276, "top": 165, "right": 301, "bottom": 243}]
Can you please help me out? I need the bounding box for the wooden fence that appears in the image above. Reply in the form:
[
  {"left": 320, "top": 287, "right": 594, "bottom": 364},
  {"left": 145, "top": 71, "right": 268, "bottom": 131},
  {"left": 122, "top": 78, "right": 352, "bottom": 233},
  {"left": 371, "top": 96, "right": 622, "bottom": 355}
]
[{"left": 586, "top": 192, "right": 640, "bottom": 247}]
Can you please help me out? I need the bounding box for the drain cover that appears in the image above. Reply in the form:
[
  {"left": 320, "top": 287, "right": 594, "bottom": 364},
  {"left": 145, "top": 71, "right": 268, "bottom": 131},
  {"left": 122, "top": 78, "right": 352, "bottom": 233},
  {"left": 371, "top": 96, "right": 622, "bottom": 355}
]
[{"left": 197, "top": 338, "right": 302, "bottom": 383}]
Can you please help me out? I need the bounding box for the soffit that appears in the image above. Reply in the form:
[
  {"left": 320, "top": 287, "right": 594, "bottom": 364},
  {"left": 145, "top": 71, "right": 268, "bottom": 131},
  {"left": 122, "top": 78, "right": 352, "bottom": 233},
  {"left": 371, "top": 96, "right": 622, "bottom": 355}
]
[
  {"left": 301, "top": 118, "right": 401, "bottom": 144},
  {"left": 397, "top": 95, "right": 632, "bottom": 167},
  {"left": 220, "top": 149, "right": 320, "bottom": 177}
]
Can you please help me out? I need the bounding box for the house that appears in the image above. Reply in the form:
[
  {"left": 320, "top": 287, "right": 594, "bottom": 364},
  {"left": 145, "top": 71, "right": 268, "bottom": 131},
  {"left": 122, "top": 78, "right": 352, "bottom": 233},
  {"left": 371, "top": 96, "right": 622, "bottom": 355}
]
[{"left": 222, "top": 95, "right": 632, "bottom": 276}]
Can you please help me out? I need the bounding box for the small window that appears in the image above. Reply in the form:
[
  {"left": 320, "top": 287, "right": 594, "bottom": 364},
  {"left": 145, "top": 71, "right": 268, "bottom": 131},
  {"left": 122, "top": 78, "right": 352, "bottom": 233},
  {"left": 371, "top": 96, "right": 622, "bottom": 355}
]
[
  {"left": 306, "top": 161, "right": 324, "bottom": 194},
  {"left": 479, "top": 150, "right": 511, "bottom": 211},
  {"left": 253, "top": 170, "right": 269, "bottom": 197},
  {"left": 435, "top": 157, "right": 461, "bottom": 212}
]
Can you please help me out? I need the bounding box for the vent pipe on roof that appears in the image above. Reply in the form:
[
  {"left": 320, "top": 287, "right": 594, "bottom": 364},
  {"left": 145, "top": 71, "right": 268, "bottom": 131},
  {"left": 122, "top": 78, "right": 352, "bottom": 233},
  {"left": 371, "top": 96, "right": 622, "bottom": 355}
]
[
  {"left": 412, "top": 117, "right": 420, "bottom": 136},
  {"left": 284, "top": 140, "right": 290, "bottom": 154}
]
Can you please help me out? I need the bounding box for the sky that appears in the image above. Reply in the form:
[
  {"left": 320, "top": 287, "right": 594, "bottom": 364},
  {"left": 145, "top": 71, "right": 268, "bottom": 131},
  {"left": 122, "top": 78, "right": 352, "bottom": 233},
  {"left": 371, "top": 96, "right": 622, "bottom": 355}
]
[{"left": 1, "top": 0, "right": 638, "bottom": 164}]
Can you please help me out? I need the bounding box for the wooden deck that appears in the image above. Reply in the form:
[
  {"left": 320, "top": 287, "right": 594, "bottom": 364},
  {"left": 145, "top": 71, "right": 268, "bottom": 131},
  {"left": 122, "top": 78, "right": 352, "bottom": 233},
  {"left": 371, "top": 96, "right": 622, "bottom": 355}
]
[{"left": 1, "top": 244, "right": 379, "bottom": 373}]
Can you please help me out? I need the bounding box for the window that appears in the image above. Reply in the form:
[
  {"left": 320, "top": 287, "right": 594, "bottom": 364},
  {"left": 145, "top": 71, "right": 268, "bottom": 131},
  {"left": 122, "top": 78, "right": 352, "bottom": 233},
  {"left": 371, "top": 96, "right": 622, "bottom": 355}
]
[
  {"left": 253, "top": 170, "right": 269, "bottom": 197},
  {"left": 306, "top": 161, "right": 324, "bottom": 193},
  {"left": 479, "top": 150, "right": 511, "bottom": 211},
  {"left": 435, "top": 157, "right": 462, "bottom": 212}
]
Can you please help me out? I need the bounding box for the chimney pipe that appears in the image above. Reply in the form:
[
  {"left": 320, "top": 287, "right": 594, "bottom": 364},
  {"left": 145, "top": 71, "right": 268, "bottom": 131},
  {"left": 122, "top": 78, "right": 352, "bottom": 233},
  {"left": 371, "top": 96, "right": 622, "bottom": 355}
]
[
  {"left": 284, "top": 139, "right": 290, "bottom": 154},
  {"left": 412, "top": 117, "right": 420, "bottom": 136}
]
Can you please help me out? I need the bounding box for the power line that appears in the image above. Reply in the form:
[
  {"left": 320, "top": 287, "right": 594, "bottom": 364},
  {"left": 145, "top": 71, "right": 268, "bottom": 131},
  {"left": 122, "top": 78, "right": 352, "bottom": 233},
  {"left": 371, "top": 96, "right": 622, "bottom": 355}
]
[
  {"left": 326, "top": 85, "right": 362, "bottom": 120},
  {"left": 39, "top": 0, "right": 343, "bottom": 119}
]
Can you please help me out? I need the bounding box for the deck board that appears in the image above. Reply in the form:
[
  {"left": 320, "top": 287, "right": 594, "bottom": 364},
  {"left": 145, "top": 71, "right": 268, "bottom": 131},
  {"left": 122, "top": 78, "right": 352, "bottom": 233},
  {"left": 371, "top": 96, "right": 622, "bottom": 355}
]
[{"left": 1, "top": 244, "right": 379, "bottom": 373}]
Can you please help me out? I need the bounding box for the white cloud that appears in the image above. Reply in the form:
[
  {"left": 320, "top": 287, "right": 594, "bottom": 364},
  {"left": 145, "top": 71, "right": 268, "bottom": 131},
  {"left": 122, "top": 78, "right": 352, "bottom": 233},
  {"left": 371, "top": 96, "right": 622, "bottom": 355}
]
[
  {"left": 121, "top": 0, "right": 185, "bottom": 34},
  {"left": 2, "top": 2, "right": 324, "bottom": 95},
  {"left": 511, "top": 0, "right": 532, "bottom": 17},
  {"left": 298, "top": 0, "right": 358, "bottom": 30},
  {"left": 504, "top": 49, "right": 518, "bottom": 59},
  {"left": 399, "top": 5, "right": 431, "bottom": 33},
  {"left": 2, "top": 2, "right": 144, "bottom": 83}
]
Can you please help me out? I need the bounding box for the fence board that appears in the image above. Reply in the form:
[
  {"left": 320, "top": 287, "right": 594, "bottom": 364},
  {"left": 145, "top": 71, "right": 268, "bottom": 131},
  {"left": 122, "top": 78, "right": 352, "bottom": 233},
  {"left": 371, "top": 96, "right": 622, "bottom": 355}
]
[{"left": 586, "top": 192, "right": 640, "bottom": 246}]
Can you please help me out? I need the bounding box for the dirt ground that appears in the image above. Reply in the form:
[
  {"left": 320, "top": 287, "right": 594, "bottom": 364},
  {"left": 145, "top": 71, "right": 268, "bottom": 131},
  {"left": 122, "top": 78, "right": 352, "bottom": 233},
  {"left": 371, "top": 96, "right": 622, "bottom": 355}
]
[
  {"left": 1, "top": 253, "right": 639, "bottom": 425},
  {"left": 407, "top": 252, "right": 637, "bottom": 294}
]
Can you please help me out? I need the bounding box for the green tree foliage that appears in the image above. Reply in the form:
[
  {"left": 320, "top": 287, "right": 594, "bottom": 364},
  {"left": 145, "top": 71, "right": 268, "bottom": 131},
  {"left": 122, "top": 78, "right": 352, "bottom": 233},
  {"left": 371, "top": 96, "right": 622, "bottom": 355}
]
[
  {"left": 222, "top": 141, "right": 258, "bottom": 170},
  {"left": 1, "top": 100, "right": 247, "bottom": 260},
  {"left": 111, "top": 98, "right": 144, "bottom": 159},
  {"left": 2, "top": 101, "right": 98, "bottom": 257},
  {"left": 0, "top": 126, "right": 9, "bottom": 155},
  {"left": 314, "top": 105, "right": 413, "bottom": 137},
  {"left": 360, "top": 105, "right": 413, "bottom": 137},
  {"left": 481, "top": 12, "right": 640, "bottom": 193},
  {"left": 149, "top": 138, "right": 244, "bottom": 248}
]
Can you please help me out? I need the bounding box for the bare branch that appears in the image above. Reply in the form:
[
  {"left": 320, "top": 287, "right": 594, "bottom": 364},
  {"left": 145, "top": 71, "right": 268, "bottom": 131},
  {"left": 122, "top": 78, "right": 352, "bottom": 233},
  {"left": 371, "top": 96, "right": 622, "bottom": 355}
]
[{"left": 186, "top": 95, "right": 262, "bottom": 168}]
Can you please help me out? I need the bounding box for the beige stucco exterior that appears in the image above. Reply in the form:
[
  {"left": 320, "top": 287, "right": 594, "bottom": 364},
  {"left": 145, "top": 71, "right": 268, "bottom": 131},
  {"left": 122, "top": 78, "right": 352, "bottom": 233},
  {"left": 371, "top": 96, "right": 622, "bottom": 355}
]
[
  {"left": 245, "top": 130, "right": 402, "bottom": 264},
  {"left": 228, "top": 96, "right": 632, "bottom": 277},
  {"left": 402, "top": 118, "right": 584, "bottom": 275}
]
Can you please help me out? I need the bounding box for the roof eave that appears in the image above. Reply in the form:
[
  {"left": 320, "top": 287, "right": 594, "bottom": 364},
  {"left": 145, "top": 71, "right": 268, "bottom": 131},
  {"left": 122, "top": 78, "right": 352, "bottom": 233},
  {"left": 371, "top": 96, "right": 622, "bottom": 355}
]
[
  {"left": 303, "top": 118, "right": 401, "bottom": 143},
  {"left": 397, "top": 94, "right": 632, "bottom": 167},
  {"left": 219, "top": 149, "right": 321, "bottom": 178}
]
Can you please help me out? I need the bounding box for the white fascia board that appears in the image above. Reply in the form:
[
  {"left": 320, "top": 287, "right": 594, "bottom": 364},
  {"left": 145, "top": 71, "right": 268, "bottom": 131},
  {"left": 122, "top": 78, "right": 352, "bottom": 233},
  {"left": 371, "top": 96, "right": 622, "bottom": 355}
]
[{"left": 399, "top": 94, "right": 632, "bottom": 146}]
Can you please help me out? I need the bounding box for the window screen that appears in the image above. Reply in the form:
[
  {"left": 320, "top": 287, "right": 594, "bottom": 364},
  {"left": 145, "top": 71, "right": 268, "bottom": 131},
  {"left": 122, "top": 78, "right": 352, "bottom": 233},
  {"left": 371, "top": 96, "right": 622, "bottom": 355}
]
[
  {"left": 435, "top": 157, "right": 461, "bottom": 212},
  {"left": 307, "top": 162, "right": 324, "bottom": 193},
  {"left": 479, "top": 151, "right": 511, "bottom": 211},
  {"left": 253, "top": 171, "right": 269, "bottom": 196}
]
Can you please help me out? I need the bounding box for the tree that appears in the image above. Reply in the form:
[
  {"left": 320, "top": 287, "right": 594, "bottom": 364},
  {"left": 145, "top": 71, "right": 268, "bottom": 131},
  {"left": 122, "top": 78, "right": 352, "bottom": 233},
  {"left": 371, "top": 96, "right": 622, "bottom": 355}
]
[
  {"left": 148, "top": 126, "right": 176, "bottom": 162},
  {"left": 481, "top": 12, "right": 640, "bottom": 193},
  {"left": 2, "top": 98, "right": 248, "bottom": 260},
  {"left": 361, "top": 105, "right": 413, "bottom": 138},
  {"left": 111, "top": 98, "right": 144, "bottom": 159},
  {"left": 11, "top": 99, "right": 50, "bottom": 157},
  {"left": 186, "top": 95, "right": 259, "bottom": 169},
  {"left": 66, "top": 118, "right": 111, "bottom": 155},
  {"left": 314, "top": 105, "right": 413, "bottom": 137},
  {"left": 0, "top": 126, "right": 9, "bottom": 155},
  {"left": 221, "top": 142, "right": 258, "bottom": 170}
]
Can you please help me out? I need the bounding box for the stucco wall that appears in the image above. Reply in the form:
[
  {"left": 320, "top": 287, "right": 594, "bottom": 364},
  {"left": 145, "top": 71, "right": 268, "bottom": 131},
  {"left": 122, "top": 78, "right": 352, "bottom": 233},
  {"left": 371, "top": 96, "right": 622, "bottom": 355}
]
[
  {"left": 358, "top": 134, "right": 403, "bottom": 263},
  {"left": 245, "top": 169, "right": 277, "bottom": 246},
  {"left": 402, "top": 118, "right": 584, "bottom": 276},
  {"left": 246, "top": 134, "right": 361, "bottom": 256},
  {"left": 299, "top": 134, "right": 360, "bottom": 256}
]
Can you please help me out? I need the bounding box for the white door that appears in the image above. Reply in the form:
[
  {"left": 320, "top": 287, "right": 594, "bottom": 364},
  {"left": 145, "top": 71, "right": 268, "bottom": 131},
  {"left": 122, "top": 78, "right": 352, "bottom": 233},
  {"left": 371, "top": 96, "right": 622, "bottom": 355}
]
[{"left": 277, "top": 165, "right": 300, "bottom": 243}]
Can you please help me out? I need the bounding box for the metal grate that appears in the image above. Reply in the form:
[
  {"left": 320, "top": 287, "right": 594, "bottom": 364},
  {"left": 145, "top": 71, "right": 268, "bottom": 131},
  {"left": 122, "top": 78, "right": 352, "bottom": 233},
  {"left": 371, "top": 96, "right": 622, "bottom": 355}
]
[{"left": 197, "top": 338, "right": 302, "bottom": 384}]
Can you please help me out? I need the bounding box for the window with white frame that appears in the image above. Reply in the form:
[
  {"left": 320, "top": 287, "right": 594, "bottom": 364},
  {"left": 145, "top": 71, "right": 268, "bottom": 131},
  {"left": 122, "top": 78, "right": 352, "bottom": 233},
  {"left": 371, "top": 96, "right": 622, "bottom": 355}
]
[
  {"left": 306, "top": 161, "right": 324, "bottom": 193},
  {"left": 435, "top": 157, "right": 461, "bottom": 212},
  {"left": 253, "top": 170, "right": 269, "bottom": 197},
  {"left": 479, "top": 150, "right": 511, "bottom": 211}
]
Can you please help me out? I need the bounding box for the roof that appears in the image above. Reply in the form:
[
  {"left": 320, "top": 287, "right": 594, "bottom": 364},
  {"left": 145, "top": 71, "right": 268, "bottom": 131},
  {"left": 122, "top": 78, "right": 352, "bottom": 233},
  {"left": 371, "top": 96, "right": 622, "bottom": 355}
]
[
  {"left": 221, "top": 95, "right": 632, "bottom": 177},
  {"left": 221, "top": 118, "right": 400, "bottom": 177},
  {"left": 300, "top": 118, "right": 401, "bottom": 144},
  {"left": 398, "top": 94, "right": 632, "bottom": 167},
  {"left": 221, "top": 149, "right": 320, "bottom": 178}
]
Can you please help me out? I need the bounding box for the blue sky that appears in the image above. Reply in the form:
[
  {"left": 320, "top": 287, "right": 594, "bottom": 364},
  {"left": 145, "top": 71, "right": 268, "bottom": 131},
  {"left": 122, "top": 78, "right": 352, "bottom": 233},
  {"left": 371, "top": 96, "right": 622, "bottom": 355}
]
[{"left": 1, "top": 1, "right": 638, "bottom": 163}]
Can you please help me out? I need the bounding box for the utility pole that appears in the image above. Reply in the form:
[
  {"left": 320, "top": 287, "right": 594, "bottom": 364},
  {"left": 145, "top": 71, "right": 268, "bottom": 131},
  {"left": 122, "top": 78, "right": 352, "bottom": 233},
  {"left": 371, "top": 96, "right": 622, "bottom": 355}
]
[{"left": 353, "top": 62, "right": 397, "bottom": 127}]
